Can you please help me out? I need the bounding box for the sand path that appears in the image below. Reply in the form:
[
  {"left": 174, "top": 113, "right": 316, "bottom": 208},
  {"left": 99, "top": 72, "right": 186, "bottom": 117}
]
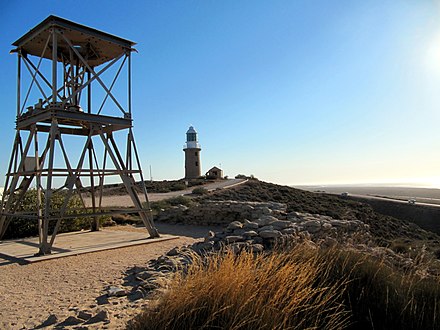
[
  {"left": 83, "top": 178, "right": 246, "bottom": 207},
  {"left": 0, "top": 223, "right": 219, "bottom": 329}
]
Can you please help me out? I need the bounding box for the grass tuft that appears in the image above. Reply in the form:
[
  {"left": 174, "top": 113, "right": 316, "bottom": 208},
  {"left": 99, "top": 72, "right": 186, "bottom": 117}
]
[
  {"left": 129, "top": 244, "right": 440, "bottom": 330},
  {"left": 129, "top": 245, "right": 350, "bottom": 330}
]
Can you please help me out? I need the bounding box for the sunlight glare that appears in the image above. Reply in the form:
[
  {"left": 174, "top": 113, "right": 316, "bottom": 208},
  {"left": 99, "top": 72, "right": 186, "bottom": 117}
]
[{"left": 424, "top": 31, "right": 440, "bottom": 74}]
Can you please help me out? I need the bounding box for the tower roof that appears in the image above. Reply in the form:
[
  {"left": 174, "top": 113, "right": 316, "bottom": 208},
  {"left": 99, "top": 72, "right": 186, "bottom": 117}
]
[
  {"left": 12, "top": 15, "right": 135, "bottom": 67},
  {"left": 186, "top": 126, "right": 197, "bottom": 134}
]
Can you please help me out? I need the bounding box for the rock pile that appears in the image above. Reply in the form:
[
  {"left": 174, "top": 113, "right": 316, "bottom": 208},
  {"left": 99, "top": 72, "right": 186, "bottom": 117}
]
[
  {"left": 155, "top": 200, "right": 287, "bottom": 226},
  {"left": 192, "top": 211, "right": 370, "bottom": 254},
  {"left": 130, "top": 209, "right": 371, "bottom": 297},
  {"left": 38, "top": 309, "right": 110, "bottom": 328}
]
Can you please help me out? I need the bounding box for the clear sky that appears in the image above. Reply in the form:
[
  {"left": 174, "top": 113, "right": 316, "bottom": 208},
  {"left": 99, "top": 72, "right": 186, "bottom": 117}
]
[{"left": 1, "top": 0, "right": 440, "bottom": 187}]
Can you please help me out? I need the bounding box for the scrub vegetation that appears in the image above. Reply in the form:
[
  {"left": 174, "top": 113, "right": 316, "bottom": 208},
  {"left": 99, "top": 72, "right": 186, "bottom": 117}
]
[
  {"left": 129, "top": 244, "right": 440, "bottom": 330},
  {"left": 200, "top": 180, "right": 440, "bottom": 255},
  {"left": 3, "top": 189, "right": 93, "bottom": 239}
]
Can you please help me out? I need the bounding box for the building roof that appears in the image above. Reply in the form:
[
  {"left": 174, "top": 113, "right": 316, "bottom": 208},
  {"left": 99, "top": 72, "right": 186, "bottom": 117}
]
[
  {"left": 186, "top": 126, "right": 197, "bottom": 134},
  {"left": 12, "top": 15, "right": 135, "bottom": 67},
  {"left": 208, "top": 166, "right": 222, "bottom": 172}
]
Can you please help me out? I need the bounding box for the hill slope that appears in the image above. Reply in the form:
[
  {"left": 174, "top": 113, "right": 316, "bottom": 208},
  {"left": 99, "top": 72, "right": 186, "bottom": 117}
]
[{"left": 199, "top": 180, "right": 440, "bottom": 251}]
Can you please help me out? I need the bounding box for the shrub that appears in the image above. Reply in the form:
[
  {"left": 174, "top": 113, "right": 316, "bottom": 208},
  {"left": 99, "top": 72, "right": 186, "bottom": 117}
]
[
  {"left": 156, "top": 188, "right": 171, "bottom": 193},
  {"left": 390, "top": 241, "right": 409, "bottom": 254},
  {"left": 169, "top": 183, "right": 187, "bottom": 191},
  {"left": 129, "top": 246, "right": 350, "bottom": 330},
  {"left": 149, "top": 196, "right": 194, "bottom": 214},
  {"left": 3, "top": 189, "right": 92, "bottom": 239},
  {"left": 318, "top": 246, "right": 440, "bottom": 329},
  {"left": 111, "top": 214, "right": 141, "bottom": 225},
  {"left": 129, "top": 244, "right": 440, "bottom": 330},
  {"left": 167, "top": 196, "right": 193, "bottom": 207},
  {"left": 192, "top": 187, "right": 208, "bottom": 195}
]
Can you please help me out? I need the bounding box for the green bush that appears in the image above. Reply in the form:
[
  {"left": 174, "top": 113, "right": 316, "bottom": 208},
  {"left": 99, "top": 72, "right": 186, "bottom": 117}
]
[
  {"left": 192, "top": 187, "right": 208, "bottom": 195},
  {"left": 149, "top": 196, "right": 194, "bottom": 214},
  {"left": 169, "top": 183, "right": 187, "bottom": 191},
  {"left": 3, "top": 189, "right": 92, "bottom": 239},
  {"left": 111, "top": 214, "right": 141, "bottom": 225}
]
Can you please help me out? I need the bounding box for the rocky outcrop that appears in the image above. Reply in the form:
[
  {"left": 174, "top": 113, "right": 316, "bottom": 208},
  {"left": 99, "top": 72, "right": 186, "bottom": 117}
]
[
  {"left": 130, "top": 209, "right": 371, "bottom": 297},
  {"left": 155, "top": 200, "right": 287, "bottom": 225}
]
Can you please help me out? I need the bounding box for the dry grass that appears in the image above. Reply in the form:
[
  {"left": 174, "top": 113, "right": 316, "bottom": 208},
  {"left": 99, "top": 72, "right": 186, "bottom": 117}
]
[
  {"left": 129, "top": 243, "right": 440, "bottom": 330},
  {"left": 328, "top": 247, "right": 440, "bottom": 329},
  {"left": 129, "top": 245, "right": 350, "bottom": 330}
]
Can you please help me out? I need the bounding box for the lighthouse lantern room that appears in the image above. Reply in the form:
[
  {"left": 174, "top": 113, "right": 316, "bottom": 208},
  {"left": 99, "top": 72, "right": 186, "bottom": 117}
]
[{"left": 183, "top": 126, "right": 201, "bottom": 179}]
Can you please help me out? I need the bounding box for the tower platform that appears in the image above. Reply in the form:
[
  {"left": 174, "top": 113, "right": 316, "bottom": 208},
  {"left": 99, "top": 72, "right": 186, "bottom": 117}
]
[{"left": 0, "top": 228, "right": 177, "bottom": 264}]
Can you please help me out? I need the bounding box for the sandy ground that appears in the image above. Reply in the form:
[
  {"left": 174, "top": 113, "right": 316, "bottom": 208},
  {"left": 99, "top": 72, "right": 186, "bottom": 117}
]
[
  {"left": 0, "top": 180, "right": 240, "bottom": 329},
  {"left": 0, "top": 223, "right": 220, "bottom": 329}
]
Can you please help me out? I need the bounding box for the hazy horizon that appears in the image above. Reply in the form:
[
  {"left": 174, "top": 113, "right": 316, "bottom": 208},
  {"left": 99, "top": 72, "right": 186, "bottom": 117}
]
[
  {"left": 291, "top": 176, "right": 440, "bottom": 189},
  {"left": 292, "top": 182, "right": 440, "bottom": 189}
]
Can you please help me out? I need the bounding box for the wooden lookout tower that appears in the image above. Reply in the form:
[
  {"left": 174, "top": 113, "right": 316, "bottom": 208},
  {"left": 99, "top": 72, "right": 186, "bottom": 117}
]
[{"left": 0, "top": 16, "right": 159, "bottom": 255}]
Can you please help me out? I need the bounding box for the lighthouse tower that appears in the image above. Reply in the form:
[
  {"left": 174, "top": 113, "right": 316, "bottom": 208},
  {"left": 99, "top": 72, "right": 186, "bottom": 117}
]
[{"left": 183, "top": 126, "right": 201, "bottom": 179}]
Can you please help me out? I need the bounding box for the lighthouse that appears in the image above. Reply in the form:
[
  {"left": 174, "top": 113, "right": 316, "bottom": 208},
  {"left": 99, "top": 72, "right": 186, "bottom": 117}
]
[{"left": 183, "top": 126, "right": 202, "bottom": 179}]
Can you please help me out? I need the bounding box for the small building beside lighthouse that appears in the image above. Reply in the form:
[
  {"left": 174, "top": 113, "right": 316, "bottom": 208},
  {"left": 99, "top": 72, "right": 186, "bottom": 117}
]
[{"left": 183, "top": 126, "right": 202, "bottom": 179}]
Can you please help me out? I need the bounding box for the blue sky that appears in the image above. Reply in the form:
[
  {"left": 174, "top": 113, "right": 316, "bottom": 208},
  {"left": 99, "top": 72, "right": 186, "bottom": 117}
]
[{"left": 1, "top": 1, "right": 440, "bottom": 187}]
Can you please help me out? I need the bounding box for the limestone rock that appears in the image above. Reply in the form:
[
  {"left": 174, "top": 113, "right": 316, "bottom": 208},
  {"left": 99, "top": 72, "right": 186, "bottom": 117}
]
[
  {"left": 107, "top": 286, "right": 127, "bottom": 297},
  {"left": 225, "top": 235, "right": 245, "bottom": 243},
  {"left": 233, "top": 228, "right": 247, "bottom": 236},
  {"left": 259, "top": 230, "right": 282, "bottom": 239},
  {"left": 229, "top": 242, "right": 247, "bottom": 254},
  {"left": 243, "top": 230, "right": 258, "bottom": 237},
  {"left": 271, "top": 220, "right": 293, "bottom": 229},
  {"left": 303, "top": 220, "right": 321, "bottom": 233},
  {"left": 136, "top": 270, "right": 162, "bottom": 281},
  {"left": 59, "top": 316, "right": 83, "bottom": 326},
  {"left": 86, "top": 310, "right": 109, "bottom": 324},
  {"left": 38, "top": 314, "right": 58, "bottom": 328},
  {"left": 129, "top": 289, "right": 144, "bottom": 301},
  {"left": 258, "top": 225, "right": 274, "bottom": 232},
  {"left": 249, "top": 244, "right": 264, "bottom": 253},
  {"left": 204, "top": 231, "right": 215, "bottom": 242},
  {"left": 166, "top": 247, "right": 180, "bottom": 256},
  {"left": 243, "top": 219, "right": 259, "bottom": 229},
  {"left": 281, "top": 227, "right": 297, "bottom": 235},
  {"left": 322, "top": 222, "right": 332, "bottom": 231},
  {"left": 77, "top": 310, "right": 93, "bottom": 321},
  {"left": 256, "top": 216, "right": 278, "bottom": 226},
  {"left": 227, "top": 221, "right": 243, "bottom": 230}
]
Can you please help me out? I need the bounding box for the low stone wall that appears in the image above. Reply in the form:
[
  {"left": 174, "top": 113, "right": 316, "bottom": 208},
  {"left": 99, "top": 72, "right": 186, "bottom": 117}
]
[
  {"left": 191, "top": 211, "right": 370, "bottom": 254},
  {"left": 117, "top": 206, "right": 438, "bottom": 308},
  {"left": 127, "top": 208, "right": 373, "bottom": 298},
  {"left": 155, "top": 200, "right": 287, "bottom": 225}
]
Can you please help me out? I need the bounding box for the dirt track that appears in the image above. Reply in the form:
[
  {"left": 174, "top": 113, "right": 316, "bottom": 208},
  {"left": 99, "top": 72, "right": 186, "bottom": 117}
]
[
  {"left": 0, "top": 223, "right": 219, "bottom": 329},
  {"left": 84, "top": 178, "right": 246, "bottom": 207}
]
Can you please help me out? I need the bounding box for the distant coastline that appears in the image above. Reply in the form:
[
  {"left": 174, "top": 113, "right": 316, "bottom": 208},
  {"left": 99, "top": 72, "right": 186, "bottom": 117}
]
[{"left": 293, "top": 185, "right": 440, "bottom": 203}]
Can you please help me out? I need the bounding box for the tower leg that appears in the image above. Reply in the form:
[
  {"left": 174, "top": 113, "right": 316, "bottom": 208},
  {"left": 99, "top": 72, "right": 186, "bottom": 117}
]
[
  {"left": 88, "top": 140, "right": 99, "bottom": 231},
  {"left": 38, "top": 120, "right": 57, "bottom": 255},
  {"left": 99, "top": 131, "right": 159, "bottom": 238},
  {"left": 0, "top": 129, "right": 36, "bottom": 239}
]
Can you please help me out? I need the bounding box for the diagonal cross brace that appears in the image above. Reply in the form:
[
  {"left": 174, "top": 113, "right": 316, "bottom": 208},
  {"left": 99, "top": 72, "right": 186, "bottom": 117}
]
[{"left": 59, "top": 31, "right": 127, "bottom": 115}]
